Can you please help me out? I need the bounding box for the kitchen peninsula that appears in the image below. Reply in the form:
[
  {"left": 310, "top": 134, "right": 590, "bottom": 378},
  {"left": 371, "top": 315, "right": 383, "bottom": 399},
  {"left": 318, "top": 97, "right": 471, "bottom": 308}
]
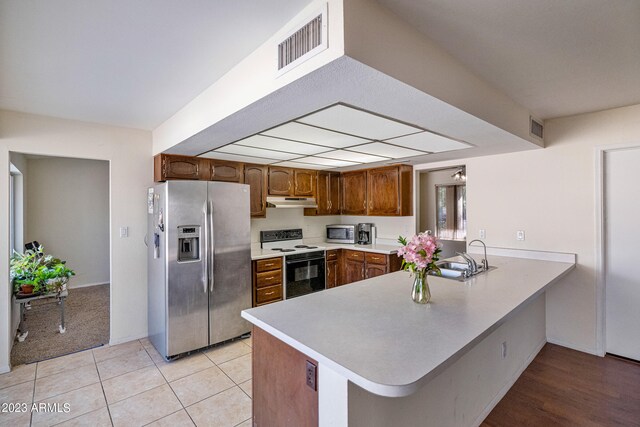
[{"left": 242, "top": 253, "right": 575, "bottom": 426}]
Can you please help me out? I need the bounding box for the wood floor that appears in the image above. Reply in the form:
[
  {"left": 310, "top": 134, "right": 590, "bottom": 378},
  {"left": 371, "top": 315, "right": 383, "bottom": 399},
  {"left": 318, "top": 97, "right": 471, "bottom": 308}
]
[{"left": 482, "top": 343, "right": 640, "bottom": 427}]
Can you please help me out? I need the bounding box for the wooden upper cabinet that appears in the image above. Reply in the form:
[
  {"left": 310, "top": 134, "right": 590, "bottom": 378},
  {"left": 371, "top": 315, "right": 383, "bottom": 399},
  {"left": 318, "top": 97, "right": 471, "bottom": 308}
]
[
  {"left": 341, "top": 170, "right": 368, "bottom": 215},
  {"left": 367, "top": 165, "right": 413, "bottom": 216},
  {"left": 293, "top": 169, "right": 316, "bottom": 197},
  {"left": 305, "top": 171, "right": 339, "bottom": 216},
  {"left": 328, "top": 172, "right": 341, "bottom": 215},
  {"left": 209, "top": 160, "right": 243, "bottom": 183},
  {"left": 268, "top": 167, "right": 293, "bottom": 196},
  {"left": 244, "top": 164, "right": 267, "bottom": 218},
  {"left": 154, "top": 154, "right": 209, "bottom": 182}
]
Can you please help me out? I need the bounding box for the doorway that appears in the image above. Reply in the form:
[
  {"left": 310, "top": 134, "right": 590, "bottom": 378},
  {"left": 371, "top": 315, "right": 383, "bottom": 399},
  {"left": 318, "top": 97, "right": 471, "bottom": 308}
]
[
  {"left": 417, "top": 166, "right": 467, "bottom": 258},
  {"left": 604, "top": 146, "right": 640, "bottom": 361},
  {"left": 9, "top": 153, "right": 111, "bottom": 365}
]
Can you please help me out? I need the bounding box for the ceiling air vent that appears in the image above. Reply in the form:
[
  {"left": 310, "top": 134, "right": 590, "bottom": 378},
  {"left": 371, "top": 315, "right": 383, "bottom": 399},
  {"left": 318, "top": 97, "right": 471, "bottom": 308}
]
[
  {"left": 530, "top": 116, "right": 544, "bottom": 140},
  {"left": 277, "top": 4, "right": 328, "bottom": 75}
]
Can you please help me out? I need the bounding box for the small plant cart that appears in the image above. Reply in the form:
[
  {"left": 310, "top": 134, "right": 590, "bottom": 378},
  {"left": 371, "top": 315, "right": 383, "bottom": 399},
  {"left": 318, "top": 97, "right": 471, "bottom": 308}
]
[{"left": 13, "top": 290, "right": 68, "bottom": 342}]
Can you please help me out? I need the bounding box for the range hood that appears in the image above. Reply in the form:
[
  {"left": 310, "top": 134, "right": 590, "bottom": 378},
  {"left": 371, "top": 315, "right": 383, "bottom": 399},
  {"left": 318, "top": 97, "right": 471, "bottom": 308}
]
[{"left": 266, "top": 196, "right": 318, "bottom": 209}]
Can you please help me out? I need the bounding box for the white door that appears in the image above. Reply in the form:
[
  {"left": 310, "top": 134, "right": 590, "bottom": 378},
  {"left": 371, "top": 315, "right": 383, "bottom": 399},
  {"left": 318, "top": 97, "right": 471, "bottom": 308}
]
[{"left": 605, "top": 147, "right": 640, "bottom": 360}]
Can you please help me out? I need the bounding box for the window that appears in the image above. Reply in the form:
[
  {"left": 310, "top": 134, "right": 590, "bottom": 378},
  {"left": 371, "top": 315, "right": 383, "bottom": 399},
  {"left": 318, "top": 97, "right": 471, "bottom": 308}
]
[{"left": 435, "top": 184, "right": 466, "bottom": 240}]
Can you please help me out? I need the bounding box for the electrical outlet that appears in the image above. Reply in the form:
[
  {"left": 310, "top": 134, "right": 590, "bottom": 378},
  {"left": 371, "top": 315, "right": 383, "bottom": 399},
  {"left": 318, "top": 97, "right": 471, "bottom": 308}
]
[
  {"left": 501, "top": 341, "right": 507, "bottom": 359},
  {"left": 479, "top": 229, "right": 486, "bottom": 239},
  {"left": 306, "top": 360, "right": 317, "bottom": 391},
  {"left": 516, "top": 230, "right": 525, "bottom": 241}
]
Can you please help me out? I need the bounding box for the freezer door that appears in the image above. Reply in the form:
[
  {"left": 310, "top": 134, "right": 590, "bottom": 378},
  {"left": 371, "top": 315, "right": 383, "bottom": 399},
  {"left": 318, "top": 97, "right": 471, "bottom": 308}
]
[
  {"left": 208, "top": 182, "right": 252, "bottom": 345},
  {"left": 147, "top": 184, "right": 167, "bottom": 358},
  {"left": 166, "top": 181, "right": 209, "bottom": 356}
]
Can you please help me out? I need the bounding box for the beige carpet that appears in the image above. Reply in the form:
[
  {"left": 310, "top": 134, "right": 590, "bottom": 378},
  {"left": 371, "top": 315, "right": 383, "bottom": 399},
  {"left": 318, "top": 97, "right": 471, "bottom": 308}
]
[{"left": 10, "top": 284, "right": 110, "bottom": 366}]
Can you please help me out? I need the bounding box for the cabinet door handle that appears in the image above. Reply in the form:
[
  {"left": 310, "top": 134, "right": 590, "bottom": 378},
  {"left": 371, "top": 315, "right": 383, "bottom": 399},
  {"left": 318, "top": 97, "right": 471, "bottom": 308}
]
[
  {"left": 363, "top": 200, "right": 366, "bottom": 211},
  {"left": 369, "top": 200, "right": 372, "bottom": 210},
  {"left": 264, "top": 291, "right": 275, "bottom": 296},
  {"left": 288, "top": 181, "right": 292, "bottom": 192},
  {"left": 263, "top": 275, "right": 277, "bottom": 281},
  {"left": 263, "top": 263, "right": 274, "bottom": 268}
]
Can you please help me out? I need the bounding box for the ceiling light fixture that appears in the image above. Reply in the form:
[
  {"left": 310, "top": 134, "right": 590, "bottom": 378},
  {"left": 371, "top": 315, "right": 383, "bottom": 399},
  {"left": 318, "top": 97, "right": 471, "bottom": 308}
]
[{"left": 452, "top": 167, "right": 466, "bottom": 182}]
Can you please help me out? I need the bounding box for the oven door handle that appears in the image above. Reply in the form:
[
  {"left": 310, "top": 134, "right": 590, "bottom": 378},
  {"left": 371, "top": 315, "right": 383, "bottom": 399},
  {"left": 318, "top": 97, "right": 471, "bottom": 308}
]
[{"left": 286, "top": 257, "right": 326, "bottom": 264}]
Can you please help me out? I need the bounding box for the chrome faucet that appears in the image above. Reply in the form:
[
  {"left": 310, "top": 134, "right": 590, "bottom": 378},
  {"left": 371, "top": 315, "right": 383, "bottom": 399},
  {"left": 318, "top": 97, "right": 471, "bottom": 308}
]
[
  {"left": 456, "top": 252, "right": 478, "bottom": 274},
  {"left": 468, "top": 239, "right": 489, "bottom": 271}
]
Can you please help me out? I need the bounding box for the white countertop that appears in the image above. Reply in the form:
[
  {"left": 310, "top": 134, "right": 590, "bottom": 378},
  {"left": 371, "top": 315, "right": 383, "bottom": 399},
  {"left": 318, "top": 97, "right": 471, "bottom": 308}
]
[
  {"left": 251, "top": 242, "right": 399, "bottom": 260},
  {"left": 241, "top": 255, "right": 575, "bottom": 397}
]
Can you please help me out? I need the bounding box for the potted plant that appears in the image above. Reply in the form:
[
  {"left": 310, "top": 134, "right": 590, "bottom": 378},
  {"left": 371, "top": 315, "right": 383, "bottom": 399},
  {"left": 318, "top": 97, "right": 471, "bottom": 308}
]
[{"left": 10, "top": 246, "right": 75, "bottom": 295}]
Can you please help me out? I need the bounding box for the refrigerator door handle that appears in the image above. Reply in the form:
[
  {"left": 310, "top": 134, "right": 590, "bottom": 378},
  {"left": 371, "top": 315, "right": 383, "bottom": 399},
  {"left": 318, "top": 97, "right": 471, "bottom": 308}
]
[
  {"left": 202, "top": 202, "right": 208, "bottom": 293},
  {"left": 209, "top": 200, "right": 215, "bottom": 292}
]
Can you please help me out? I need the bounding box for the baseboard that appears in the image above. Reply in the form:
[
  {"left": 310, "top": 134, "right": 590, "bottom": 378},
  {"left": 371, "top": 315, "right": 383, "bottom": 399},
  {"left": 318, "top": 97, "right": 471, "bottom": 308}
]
[
  {"left": 109, "top": 332, "right": 148, "bottom": 346},
  {"left": 472, "top": 338, "right": 546, "bottom": 427},
  {"left": 545, "top": 337, "right": 600, "bottom": 356},
  {"left": 0, "top": 364, "right": 10, "bottom": 374},
  {"left": 69, "top": 281, "right": 109, "bottom": 289}
]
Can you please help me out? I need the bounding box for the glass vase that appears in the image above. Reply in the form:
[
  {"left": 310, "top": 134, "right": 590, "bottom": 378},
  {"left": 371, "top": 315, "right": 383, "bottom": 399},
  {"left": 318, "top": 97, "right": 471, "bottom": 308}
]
[{"left": 411, "top": 271, "right": 431, "bottom": 304}]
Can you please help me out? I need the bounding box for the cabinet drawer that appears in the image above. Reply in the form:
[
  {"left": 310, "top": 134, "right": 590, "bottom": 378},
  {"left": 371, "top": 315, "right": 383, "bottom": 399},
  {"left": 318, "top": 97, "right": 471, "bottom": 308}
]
[
  {"left": 256, "top": 270, "right": 282, "bottom": 288},
  {"left": 344, "top": 250, "right": 364, "bottom": 261},
  {"left": 256, "top": 257, "right": 282, "bottom": 272},
  {"left": 326, "top": 250, "right": 338, "bottom": 261},
  {"left": 256, "top": 284, "right": 282, "bottom": 304},
  {"left": 365, "top": 253, "right": 388, "bottom": 265}
]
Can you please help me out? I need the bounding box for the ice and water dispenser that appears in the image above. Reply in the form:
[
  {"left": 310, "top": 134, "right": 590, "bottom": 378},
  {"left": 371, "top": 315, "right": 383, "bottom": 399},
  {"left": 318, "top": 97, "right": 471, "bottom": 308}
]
[{"left": 177, "top": 226, "right": 200, "bottom": 262}]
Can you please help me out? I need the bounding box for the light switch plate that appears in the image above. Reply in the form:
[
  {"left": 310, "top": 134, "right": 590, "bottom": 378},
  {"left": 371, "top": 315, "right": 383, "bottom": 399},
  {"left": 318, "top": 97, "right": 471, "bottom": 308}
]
[
  {"left": 120, "top": 227, "right": 129, "bottom": 238},
  {"left": 479, "top": 229, "right": 486, "bottom": 239}
]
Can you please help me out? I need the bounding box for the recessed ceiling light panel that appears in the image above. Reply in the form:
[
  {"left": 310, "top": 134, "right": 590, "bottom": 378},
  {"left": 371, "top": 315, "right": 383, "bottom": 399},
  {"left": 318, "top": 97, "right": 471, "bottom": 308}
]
[
  {"left": 318, "top": 150, "right": 389, "bottom": 163},
  {"left": 385, "top": 132, "right": 471, "bottom": 152},
  {"left": 216, "top": 144, "right": 299, "bottom": 160},
  {"left": 199, "top": 151, "right": 275, "bottom": 165},
  {"left": 297, "top": 104, "right": 422, "bottom": 140},
  {"left": 236, "top": 134, "right": 331, "bottom": 155},
  {"left": 262, "top": 122, "right": 368, "bottom": 148},
  {"left": 347, "top": 142, "right": 423, "bottom": 159},
  {"left": 295, "top": 156, "right": 359, "bottom": 167},
  {"left": 272, "top": 161, "right": 333, "bottom": 170}
]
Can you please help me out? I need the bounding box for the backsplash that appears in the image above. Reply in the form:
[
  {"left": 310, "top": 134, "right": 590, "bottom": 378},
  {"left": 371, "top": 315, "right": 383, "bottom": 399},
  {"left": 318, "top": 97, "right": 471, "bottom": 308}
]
[
  {"left": 251, "top": 210, "right": 415, "bottom": 249},
  {"left": 250, "top": 209, "right": 339, "bottom": 248}
]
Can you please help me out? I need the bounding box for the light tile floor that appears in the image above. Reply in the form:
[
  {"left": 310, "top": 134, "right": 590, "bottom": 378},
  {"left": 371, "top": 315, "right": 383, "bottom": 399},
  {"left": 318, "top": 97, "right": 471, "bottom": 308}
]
[{"left": 0, "top": 335, "right": 253, "bottom": 427}]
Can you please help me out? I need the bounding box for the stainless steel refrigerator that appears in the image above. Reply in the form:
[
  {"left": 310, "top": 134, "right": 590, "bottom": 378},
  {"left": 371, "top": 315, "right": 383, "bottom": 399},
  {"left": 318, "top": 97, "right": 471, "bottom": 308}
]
[{"left": 147, "top": 180, "right": 251, "bottom": 360}]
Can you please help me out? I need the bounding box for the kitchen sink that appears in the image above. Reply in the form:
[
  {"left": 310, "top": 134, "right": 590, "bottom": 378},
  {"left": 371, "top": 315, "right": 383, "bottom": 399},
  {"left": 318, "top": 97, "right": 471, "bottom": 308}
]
[{"left": 430, "top": 260, "right": 497, "bottom": 281}]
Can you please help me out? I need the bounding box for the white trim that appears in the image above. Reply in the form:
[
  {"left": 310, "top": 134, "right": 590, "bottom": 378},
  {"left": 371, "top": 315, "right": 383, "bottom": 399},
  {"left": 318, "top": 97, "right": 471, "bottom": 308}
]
[
  {"left": 472, "top": 338, "right": 546, "bottom": 427},
  {"left": 467, "top": 245, "right": 576, "bottom": 264},
  {"left": 546, "top": 336, "right": 599, "bottom": 356},
  {"left": 595, "top": 142, "right": 640, "bottom": 357},
  {"left": 68, "top": 281, "right": 109, "bottom": 290},
  {"left": 109, "top": 333, "right": 147, "bottom": 347},
  {"left": 0, "top": 364, "right": 10, "bottom": 374},
  {"left": 595, "top": 147, "right": 606, "bottom": 356}
]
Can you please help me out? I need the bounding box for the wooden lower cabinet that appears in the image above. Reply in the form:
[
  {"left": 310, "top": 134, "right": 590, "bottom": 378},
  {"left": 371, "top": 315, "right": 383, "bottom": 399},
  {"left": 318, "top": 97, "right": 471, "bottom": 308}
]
[
  {"left": 337, "top": 250, "right": 402, "bottom": 286},
  {"left": 326, "top": 250, "right": 340, "bottom": 289},
  {"left": 253, "top": 327, "right": 318, "bottom": 427},
  {"left": 252, "top": 257, "right": 283, "bottom": 306}
]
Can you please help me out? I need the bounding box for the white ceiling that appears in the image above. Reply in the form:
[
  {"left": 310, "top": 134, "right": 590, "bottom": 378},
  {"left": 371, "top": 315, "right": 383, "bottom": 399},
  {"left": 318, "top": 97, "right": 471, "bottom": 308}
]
[
  {"left": 378, "top": 0, "right": 640, "bottom": 120},
  {"left": 0, "top": 0, "right": 310, "bottom": 130},
  {"left": 1, "top": 1, "right": 638, "bottom": 131}
]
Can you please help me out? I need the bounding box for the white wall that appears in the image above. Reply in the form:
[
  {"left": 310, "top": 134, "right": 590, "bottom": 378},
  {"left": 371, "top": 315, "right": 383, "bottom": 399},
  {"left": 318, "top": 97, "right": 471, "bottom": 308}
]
[
  {"left": 25, "top": 157, "right": 109, "bottom": 287},
  {"left": 415, "top": 103, "right": 640, "bottom": 354},
  {"left": 0, "top": 110, "right": 152, "bottom": 372}
]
